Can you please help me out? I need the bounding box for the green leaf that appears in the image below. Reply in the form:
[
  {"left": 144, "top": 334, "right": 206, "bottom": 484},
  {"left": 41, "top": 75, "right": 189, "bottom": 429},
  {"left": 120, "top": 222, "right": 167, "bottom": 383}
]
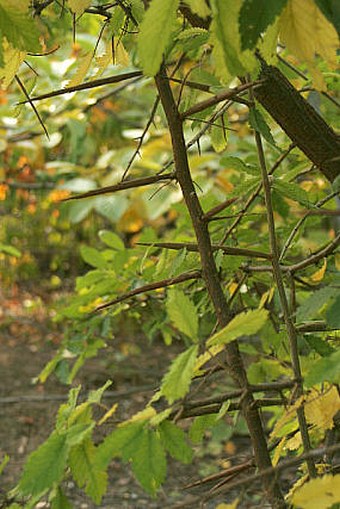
[
  {"left": 65, "top": 423, "right": 94, "bottom": 447},
  {"left": 273, "top": 180, "right": 312, "bottom": 208},
  {"left": 95, "top": 421, "right": 145, "bottom": 470},
  {"left": 210, "top": 0, "right": 246, "bottom": 75},
  {"left": 0, "top": 4, "right": 40, "bottom": 62},
  {"left": 69, "top": 439, "right": 107, "bottom": 504},
  {"left": 305, "top": 349, "right": 340, "bottom": 387},
  {"left": 0, "top": 454, "right": 9, "bottom": 475},
  {"left": 80, "top": 246, "right": 108, "bottom": 269},
  {"left": 130, "top": 427, "right": 166, "bottom": 496},
  {"left": 210, "top": 119, "right": 228, "bottom": 153},
  {"left": 305, "top": 336, "right": 335, "bottom": 357},
  {"left": 326, "top": 295, "right": 340, "bottom": 327},
  {"left": 99, "top": 230, "right": 125, "bottom": 251},
  {"left": 189, "top": 414, "right": 217, "bottom": 443},
  {"left": 159, "top": 421, "right": 193, "bottom": 464},
  {"left": 160, "top": 345, "right": 198, "bottom": 403},
  {"left": 166, "top": 289, "right": 199, "bottom": 341},
  {"left": 138, "top": 0, "right": 179, "bottom": 76},
  {"left": 18, "top": 432, "right": 69, "bottom": 496},
  {"left": 207, "top": 309, "right": 268, "bottom": 347},
  {"left": 296, "top": 286, "right": 338, "bottom": 321},
  {"left": 50, "top": 488, "right": 73, "bottom": 509},
  {"left": 239, "top": 0, "right": 288, "bottom": 50},
  {"left": 249, "top": 107, "right": 277, "bottom": 146},
  {"left": 0, "top": 243, "right": 21, "bottom": 257},
  {"left": 87, "top": 380, "right": 112, "bottom": 404},
  {"left": 220, "top": 155, "right": 259, "bottom": 176}
]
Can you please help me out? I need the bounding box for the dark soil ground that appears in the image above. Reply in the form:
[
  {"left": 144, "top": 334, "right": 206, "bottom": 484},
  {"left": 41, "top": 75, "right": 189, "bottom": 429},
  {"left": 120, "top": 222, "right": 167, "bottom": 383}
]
[{"left": 0, "top": 285, "right": 265, "bottom": 509}]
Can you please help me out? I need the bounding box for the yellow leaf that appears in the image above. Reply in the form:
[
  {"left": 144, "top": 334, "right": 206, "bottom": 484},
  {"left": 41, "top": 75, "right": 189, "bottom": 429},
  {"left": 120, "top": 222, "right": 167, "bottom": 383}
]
[
  {"left": 67, "top": 51, "right": 93, "bottom": 88},
  {"left": 116, "top": 41, "right": 129, "bottom": 67},
  {"left": 95, "top": 42, "right": 113, "bottom": 77},
  {"left": 216, "top": 499, "right": 239, "bottom": 509},
  {"left": 98, "top": 403, "right": 118, "bottom": 426},
  {"left": 291, "top": 474, "right": 340, "bottom": 509},
  {"left": 304, "top": 386, "right": 340, "bottom": 431},
  {"left": 194, "top": 344, "right": 224, "bottom": 374},
  {"left": 270, "top": 396, "right": 303, "bottom": 439},
  {"left": 310, "top": 258, "right": 327, "bottom": 282},
  {"left": 125, "top": 406, "right": 156, "bottom": 424},
  {"left": 68, "top": 0, "right": 91, "bottom": 15},
  {"left": 279, "top": 0, "right": 339, "bottom": 91},
  {"left": 285, "top": 431, "right": 302, "bottom": 451},
  {"left": 272, "top": 436, "right": 287, "bottom": 466},
  {"left": 0, "top": 40, "right": 26, "bottom": 89}
]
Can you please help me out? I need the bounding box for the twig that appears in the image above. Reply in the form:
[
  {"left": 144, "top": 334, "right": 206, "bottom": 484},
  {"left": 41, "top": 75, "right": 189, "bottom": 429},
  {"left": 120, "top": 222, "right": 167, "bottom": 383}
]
[
  {"left": 220, "top": 143, "right": 296, "bottom": 243},
  {"left": 121, "top": 95, "right": 160, "bottom": 181},
  {"left": 15, "top": 75, "right": 49, "bottom": 139},
  {"left": 169, "top": 444, "right": 340, "bottom": 508},
  {"left": 63, "top": 172, "right": 176, "bottom": 201},
  {"left": 244, "top": 233, "right": 340, "bottom": 273},
  {"left": 0, "top": 385, "right": 155, "bottom": 405},
  {"left": 95, "top": 270, "right": 202, "bottom": 311},
  {"left": 136, "top": 241, "right": 272, "bottom": 260},
  {"left": 280, "top": 190, "right": 340, "bottom": 261},
  {"left": 251, "top": 88, "right": 316, "bottom": 477},
  {"left": 180, "top": 80, "right": 263, "bottom": 119},
  {"left": 178, "top": 398, "right": 284, "bottom": 419},
  {"left": 17, "top": 71, "right": 143, "bottom": 104}
]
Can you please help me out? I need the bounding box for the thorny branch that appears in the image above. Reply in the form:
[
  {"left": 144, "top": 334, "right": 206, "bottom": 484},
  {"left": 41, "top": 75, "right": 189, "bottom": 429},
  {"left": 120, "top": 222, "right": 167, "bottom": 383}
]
[{"left": 94, "top": 270, "right": 202, "bottom": 311}]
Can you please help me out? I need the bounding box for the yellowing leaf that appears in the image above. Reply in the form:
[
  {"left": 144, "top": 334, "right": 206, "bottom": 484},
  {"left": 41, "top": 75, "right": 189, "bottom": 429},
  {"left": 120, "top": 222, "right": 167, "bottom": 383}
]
[
  {"left": 310, "top": 258, "right": 327, "bottom": 282},
  {"left": 68, "top": 51, "right": 93, "bottom": 88},
  {"left": 207, "top": 309, "right": 268, "bottom": 347},
  {"left": 270, "top": 396, "right": 303, "bottom": 439},
  {"left": 279, "top": 0, "right": 339, "bottom": 90},
  {"left": 126, "top": 406, "right": 156, "bottom": 424},
  {"left": 335, "top": 253, "right": 340, "bottom": 271},
  {"left": 285, "top": 431, "right": 302, "bottom": 451},
  {"left": 291, "top": 474, "right": 340, "bottom": 509},
  {"left": 95, "top": 43, "right": 113, "bottom": 77},
  {"left": 194, "top": 344, "right": 224, "bottom": 374},
  {"left": 98, "top": 403, "right": 118, "bottom": 426},
  {"left": 304, "top": 386, "right": 340, "bottom": 431},
  {"left": 160, "top": 345, "right": 198, "bottom": 403},
  {"left": 68, "top": 0, "right": 91, "bottom": 15},
  {"left": 272, "top": 436, "right": 287, "bottom": 466},
  {"left": 0, "top": 40, "right": 26, "bottom": 89},
  {"left": 116, "top": 41, "right": 129, "bottom": 67}
]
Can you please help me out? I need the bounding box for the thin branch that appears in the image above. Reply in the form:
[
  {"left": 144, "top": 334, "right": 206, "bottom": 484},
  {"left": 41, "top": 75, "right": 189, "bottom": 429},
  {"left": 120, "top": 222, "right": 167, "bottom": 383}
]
[
  {"left": 2, "top": 180, "right": 55, "bottom": 190},
  {"left": 252, "top": 90, "right": 316, "bottom": 477},
  {"left": 178, "top": 398, "right": 284, "bottom": 419},
  {"left": 62, "top": 172, "right": 176, "bottom": 201},
  {"left": 0, "top": 385, "right": 155, "bottom": 405},
  {"left": 180, "top": 80, "right": 264, "bottom": 119},
  {"left": 155, "top": 65, "right": 285, "bottom": 508},
  {"left": 245, "top": 233, "right": 340, "bottom": 273},
  {"left": 185, "top": 380, "right": 295, "bottom": 410},
  {"left": 203, "top": 197, "right": 238, "bottom": 219},
  {"left": 220, "top": 143, "right": 296, "bottom": 243},
  {"left": 15, "top": 75, "right": 49, "bottom": 139},
  {"left": 17, "top": 71, "right": 143, "bottom": 104},
  {"left": 280, "top": 190, "right": 340, "bottom": 261},
  {"left": 94, "top": 270, "right": 202, "bottom": 311},
  {"left": 170, "top": 444, "right": 340, "bottom": 508},
  {"left": 288, "top": 233, "right": 340, "bottom": 272},
  {"left": 121, "top": 95, "right": 160, "bottom": 181},
  {"left": 136, "top": 241, "right": 272, "bottom": 260}
]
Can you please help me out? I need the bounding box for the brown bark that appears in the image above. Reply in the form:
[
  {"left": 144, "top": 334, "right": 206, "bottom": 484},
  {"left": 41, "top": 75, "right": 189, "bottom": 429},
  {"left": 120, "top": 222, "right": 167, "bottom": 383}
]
[{"left": 254, "top": 59, "right": 340, "bottom": 183}]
